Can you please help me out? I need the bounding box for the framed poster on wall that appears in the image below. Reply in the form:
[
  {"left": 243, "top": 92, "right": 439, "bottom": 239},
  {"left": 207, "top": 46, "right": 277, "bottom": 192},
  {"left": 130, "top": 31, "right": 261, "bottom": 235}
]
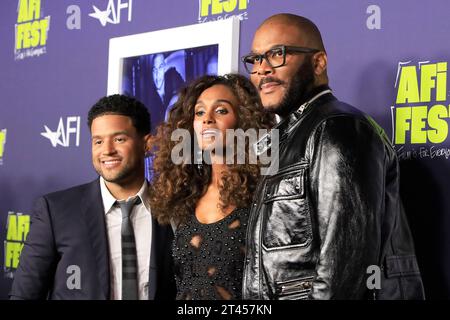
[{"left": 107, "top": 18, "right": 240, "bottom": 130}]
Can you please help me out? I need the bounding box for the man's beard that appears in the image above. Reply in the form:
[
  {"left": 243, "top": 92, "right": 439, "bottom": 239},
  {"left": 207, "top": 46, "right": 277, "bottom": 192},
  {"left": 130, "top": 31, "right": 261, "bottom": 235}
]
[{"left": 269, "top": 59, "right": 315, "bottom": 118}]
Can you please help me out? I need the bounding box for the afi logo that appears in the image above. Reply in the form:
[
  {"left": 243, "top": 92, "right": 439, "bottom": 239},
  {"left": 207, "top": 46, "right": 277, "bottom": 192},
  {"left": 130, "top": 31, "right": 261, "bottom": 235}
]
[
  {"left": 4, "top": 212, "right": 30, "bottom": 276},
  {"left": 89, "top": 0, "right": 133, "bottom": 27},
  {"left": 41, "top": 117, "right": 80, "bottom": 147},
  {"left": 0, "top": 129, "right": 7, "bottom": 161}
]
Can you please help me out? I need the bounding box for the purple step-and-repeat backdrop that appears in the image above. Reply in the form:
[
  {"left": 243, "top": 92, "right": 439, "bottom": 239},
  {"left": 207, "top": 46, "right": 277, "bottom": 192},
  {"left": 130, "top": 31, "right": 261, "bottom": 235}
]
[{"left": 1, "top": 0, "right": 449, "bottom": 299}]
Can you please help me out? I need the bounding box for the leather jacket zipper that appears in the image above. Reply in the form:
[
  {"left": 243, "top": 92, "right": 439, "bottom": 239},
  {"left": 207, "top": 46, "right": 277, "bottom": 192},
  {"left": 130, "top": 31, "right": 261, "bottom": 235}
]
[
  {"left": 279, "top": 279, "right": 312, "bottom": 295},
  {"left": 242, "top": 178, "right": 266, "bottom": 299}
]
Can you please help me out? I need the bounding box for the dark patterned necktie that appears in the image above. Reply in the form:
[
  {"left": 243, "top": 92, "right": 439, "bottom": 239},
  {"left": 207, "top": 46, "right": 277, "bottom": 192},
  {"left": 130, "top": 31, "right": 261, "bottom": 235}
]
[{"left": 117, "top": 196, "right": 141, "bottom": 300}]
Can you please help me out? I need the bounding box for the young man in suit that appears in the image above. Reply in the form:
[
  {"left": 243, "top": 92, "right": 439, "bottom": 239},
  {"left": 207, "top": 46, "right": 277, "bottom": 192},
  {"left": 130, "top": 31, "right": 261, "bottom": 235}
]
[{"left": 10, "top": 94, "right": 175, "bottom": 300}]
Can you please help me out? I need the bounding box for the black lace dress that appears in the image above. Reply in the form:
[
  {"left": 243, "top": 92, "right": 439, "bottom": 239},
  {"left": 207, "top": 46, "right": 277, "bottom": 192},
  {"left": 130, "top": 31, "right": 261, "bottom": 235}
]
[{"left": 173, "top": 207, "right": 249, "bottom": 300}]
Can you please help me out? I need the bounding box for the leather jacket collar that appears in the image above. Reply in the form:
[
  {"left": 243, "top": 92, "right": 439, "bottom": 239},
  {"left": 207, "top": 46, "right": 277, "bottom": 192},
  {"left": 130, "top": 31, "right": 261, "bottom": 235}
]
[
  {"left": 275, "top": 85, "right": 333, "bottom": 141},
  {"left": 254, "top": 86, "right": 333, "bottom": 158}
]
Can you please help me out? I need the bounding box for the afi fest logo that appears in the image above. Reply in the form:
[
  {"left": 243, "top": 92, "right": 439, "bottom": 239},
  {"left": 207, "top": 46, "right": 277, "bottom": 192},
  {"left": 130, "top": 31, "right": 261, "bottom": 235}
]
[
  {"left": 392, "top": 61, "right": 450, "bottom": 160},
  {"left": 0, "top": 129, "right": 6, "bottom": 165},
  {"left": 198, "top": 0, "right": 249, "bottom": 23},
  {"left": 89, "top": 0, "right": 133, "bottom": 27},
  {"left": 41, "top": 116, "right": 81, "bottom": 147},
  {"left": 15, "top": 0, "right": 50, "bottom": 60},
  {"left": 4, "top": 212, "right": 30, "bottom": 278}
]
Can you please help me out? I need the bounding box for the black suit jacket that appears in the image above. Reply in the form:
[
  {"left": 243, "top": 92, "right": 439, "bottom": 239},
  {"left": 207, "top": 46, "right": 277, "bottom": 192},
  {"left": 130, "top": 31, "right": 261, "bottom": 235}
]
[{"left": 9, "top": 179, "right": 176, "bottom": 300}]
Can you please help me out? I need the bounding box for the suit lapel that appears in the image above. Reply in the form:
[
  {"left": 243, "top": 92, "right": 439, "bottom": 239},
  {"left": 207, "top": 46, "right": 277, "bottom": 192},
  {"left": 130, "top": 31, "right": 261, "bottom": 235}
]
[{"left": 81, "top": 179, "right": 110, "bottom": 299}]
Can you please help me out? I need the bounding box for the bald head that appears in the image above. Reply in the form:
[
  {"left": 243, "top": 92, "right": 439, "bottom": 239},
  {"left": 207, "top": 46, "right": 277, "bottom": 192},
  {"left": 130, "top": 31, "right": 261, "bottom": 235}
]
[{"left": 258, "top": 13, "right": 325, "bottom": 52}]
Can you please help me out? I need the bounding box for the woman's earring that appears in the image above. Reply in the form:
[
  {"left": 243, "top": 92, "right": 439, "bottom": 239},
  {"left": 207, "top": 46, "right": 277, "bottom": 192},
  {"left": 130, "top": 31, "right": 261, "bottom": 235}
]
[{"left": 196, "top": 149, "right": 203, "bottom": 172}]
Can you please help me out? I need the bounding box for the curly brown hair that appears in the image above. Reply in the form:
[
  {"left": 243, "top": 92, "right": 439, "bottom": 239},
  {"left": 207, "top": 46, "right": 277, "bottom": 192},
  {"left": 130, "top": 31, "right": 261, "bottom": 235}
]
[{"left": 148, "top": 74, "right": 274, "bottom": 226}]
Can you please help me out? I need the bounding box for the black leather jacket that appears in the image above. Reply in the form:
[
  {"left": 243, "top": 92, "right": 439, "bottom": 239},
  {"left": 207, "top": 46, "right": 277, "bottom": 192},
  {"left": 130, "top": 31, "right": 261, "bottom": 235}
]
[{"left": 243, "top": 87, "right": 425, "bottom": 300}]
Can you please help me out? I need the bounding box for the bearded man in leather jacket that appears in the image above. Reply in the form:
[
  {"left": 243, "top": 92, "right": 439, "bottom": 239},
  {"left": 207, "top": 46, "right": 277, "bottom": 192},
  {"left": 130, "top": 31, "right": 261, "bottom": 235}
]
[{"left": 241, "top": 13, "right": 425, "bottom": 300}]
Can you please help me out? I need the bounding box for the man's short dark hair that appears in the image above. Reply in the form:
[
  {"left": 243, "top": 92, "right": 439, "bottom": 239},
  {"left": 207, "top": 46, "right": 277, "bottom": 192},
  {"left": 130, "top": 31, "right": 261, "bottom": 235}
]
[{"left": 87, "top": 94, "right": 151, "bottom": 136}]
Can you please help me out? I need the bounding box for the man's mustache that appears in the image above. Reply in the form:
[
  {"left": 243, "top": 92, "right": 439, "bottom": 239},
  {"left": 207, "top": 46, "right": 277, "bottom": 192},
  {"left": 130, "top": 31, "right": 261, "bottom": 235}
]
[{"left": 258, "top": 77, "right": 285, "bottom": 90}]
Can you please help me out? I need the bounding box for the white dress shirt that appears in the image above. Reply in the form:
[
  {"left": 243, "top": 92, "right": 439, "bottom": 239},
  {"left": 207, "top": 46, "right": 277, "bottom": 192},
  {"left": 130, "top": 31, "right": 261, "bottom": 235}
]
[{"left": 99, "top": 177, "right": 152, "bottom": 300}]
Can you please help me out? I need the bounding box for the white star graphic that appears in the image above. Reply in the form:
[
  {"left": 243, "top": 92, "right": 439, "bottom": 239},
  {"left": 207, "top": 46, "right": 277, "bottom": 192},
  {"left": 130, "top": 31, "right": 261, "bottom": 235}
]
[
  {"left": 89, "top": 5, "right": 114, "bottom": 27},
  {"left": 41, "top": 125, "right": 63, "bottom": 147}
]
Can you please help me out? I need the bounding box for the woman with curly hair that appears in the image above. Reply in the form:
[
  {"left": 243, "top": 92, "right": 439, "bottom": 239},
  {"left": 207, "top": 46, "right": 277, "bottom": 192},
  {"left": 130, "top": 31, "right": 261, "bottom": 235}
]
[{"left": 148, "top": 74, "right": 274, "bottom": 300}]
